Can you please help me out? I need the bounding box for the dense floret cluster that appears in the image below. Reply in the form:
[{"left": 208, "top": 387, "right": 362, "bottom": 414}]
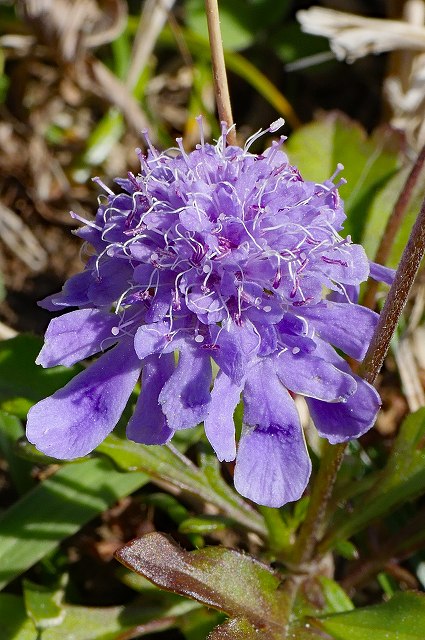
[{"left": 27, "top": 120, "right": 391, "bottom": 507}]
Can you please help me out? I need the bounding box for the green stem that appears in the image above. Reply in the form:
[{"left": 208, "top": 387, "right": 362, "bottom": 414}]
[
  {"left": 259, "top": 506, "right": 291, "bottom": 557},
  {"left": 205, "top": 0, "right": 236, "bottom": 143}
]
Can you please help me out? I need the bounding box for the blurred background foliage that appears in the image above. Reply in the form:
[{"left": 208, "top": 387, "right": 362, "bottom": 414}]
[{"left": 1, "top": 1, "right": 425, "bottom": 639}]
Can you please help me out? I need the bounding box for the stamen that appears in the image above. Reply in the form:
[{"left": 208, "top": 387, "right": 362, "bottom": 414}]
[{"left": 92, "top": 176, "right": 114, "bottom": 195}]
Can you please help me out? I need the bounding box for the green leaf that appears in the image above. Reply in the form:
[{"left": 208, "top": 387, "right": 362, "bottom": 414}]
[
  {"left": 23, "top": 579, "right": 65, "bottom": 630},
  {"left": 82, "top": 108, "right": 124, "bottom": 167},
  {"left": 0, "top": 411, "right": 34, "bottom": 494},
  {"left": 0, "top": 458, "right": 147, "bottom": 590},
  {"left": 317, "top": 577, "right": 354, "bottom": 614},
  {"left": 208, "top": 617, "right": 273, "bottom": 639},
  {"left": 323, "top": 408, "right": 425, "bottom": 549},
  {"left": 178, "top": 515, "right": 231, "bottom": 535},
  {"left": 272, "top": 23, "right": 330, "bottom": 64},
  {"left": 97, "top": 435, "right": 266, "bottom": 537},
  {"left": 287, "top": 622, "right": 332, "bottom": 640},
  {"left": 0, "top": 335, "right": 82, "bottom": 410},
  {"left": 186, "top": 0, "right": 255, "bottom": 51},
  {"left": 293, "top": 576, "right": 353, "bottom": 620},
  {"left": 285, "top": 114, "right": 402, "bottom": 241},
  {"left": 181, "top": 608, "right": 226, "bottom": 640},
  {"left": 361, "top": 165, "right": 425, "bottom": 268},
  {"left": 41, "top": 605, "right": 133, "bottom": 640},
  {"left": 185, "top": 0, "right": 290, "bottom": 52},
  {"left": 316, "top": 591, "right": 425, "bottom": 640},
  {"left": 40, "top": 598, "right": 203, "bottom": 640},
  {"left": 0, "top": 594, "right": 37, "bottom": 640},
  {"left": 115, "top": 533, "right": 286, "bottom": 635},
  {"left": 146, "top": 492, "right": 204, "bottom": 548}
]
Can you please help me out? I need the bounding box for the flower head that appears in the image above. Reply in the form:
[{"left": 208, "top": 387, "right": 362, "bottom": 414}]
[{"left": 27, "top": 119, "right": 390, "bottom": 507}]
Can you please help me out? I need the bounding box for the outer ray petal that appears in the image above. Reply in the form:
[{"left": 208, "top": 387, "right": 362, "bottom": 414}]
[
  {"left": 204, "top": 372, "right": 242, "bottom": 462},
  {"left": 234, "top": 362, "right": 311, "bottom": 507},
  {"left": 159, "top": 349, "right": 212, "bottom": 430},
  {"left": 306, "top": 374, "right": 381, "bottom": 443},
  {"left": 26, "top": 340, "right": 142, "bottom": 459},
  {"left": 272, "top": 350, "right": 357, "bottom": 402},
  {"left": 302, "top": 301, "right": 379, "bottom": 360},
  {"left": 127, "top": 353, "right": 175, "bottom": 445},
  {"left": 36, "top": 309, "right": 118, "bottom": 368}
]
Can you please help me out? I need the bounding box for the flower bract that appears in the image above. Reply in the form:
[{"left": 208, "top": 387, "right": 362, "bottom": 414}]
[{"left": 26, "top": 119, "right": 392, "bottom": 507}]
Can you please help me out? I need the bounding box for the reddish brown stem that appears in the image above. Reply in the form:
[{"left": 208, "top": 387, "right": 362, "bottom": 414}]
[
  {"left": 361, "top": 193, "right": 425, "bottom": 384},
  {"left": 292, "top": 192, "right": 425, "bottom": 569},
  {"left": 363, "top": 144, "right": 425, "bottom": 309}
]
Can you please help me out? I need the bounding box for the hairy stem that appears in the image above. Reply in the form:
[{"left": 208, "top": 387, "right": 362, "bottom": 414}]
[
  {"left": 363, "top": 143, "right": 425, "bottom": 309},
  {"left": 361, "top": 193, "right": 425, "bottom": 384},
  {"left": 205, "top": 0, "right": 236, "bottom": 143},
  {"left": 291, "top": 192, "right": 425, "bottom": 568}
]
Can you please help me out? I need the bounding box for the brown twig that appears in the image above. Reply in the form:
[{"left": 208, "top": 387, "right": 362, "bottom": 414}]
[{"left": 205, "top": 0, "right": 236, "bottom": 144}]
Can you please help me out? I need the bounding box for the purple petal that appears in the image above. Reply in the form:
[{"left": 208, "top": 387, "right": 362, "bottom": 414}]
[
  {"left": 38, "top": 270, "right": 92, "bottom": 310},
  {"left": 127, "top": 354, "right": 175, "bottom": 445},
  {"left": 26, "top": 340, "right": 141, "bottom": 459},
  {"left": 320, "top": 244, "right": 369, "bottom": 284},
  {"left": 307, "top": 374, "right": 381, "bottom": 443},
  {"left": 36, "top": 309, "right": 118, "bottom": 368},
  {"left": 254, "top": 323, "right": 278, "bottom": 356},
  {"left": 146, "top": 291, "right": 171, "bottom": 323},
  {"left": 159, "top": 349, "right": 212, "bottom": 430},
  {"left": 186, "top": 286, "right": 227, "bottom": 324},
  {"left": 328, "top": 284, "right": 360, "bottom": 303},
  {"left": 234, "top": 362, "right": 311, "bottom": 507},
  {"left": 134, "top": 322, "right": 171, "bottom": 359},
  {"left": 210, "top": 322, "right": 259, "bottom": 384},
  {"left": 369, "top": 261, "right": 395, "bottom": 286},
  {"left": 272, "top": 350, "right": 357, "bottom": 402},
  {"left": 204, "top": 372, "right": 242, "bottom": 462},
  {"left": 88, "top": 259, "right": 133, "bottom": 306},
  {"left": 302, "top": 301, "right": 379, "bottom": 360}
]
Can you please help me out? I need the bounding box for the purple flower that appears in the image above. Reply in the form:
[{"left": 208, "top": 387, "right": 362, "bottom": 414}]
[{"left": 26, "top": 119, "right": 391, "bottom": 507}]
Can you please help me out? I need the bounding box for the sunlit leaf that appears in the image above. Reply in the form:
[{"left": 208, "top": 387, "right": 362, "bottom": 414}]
[
  {"left": 82, "top": 108, "right": 124, "bottom": 167},
  {"left": 115, "top": 533, "right": 286, "bottom": 636},
  {"left": 178, "top": 515, "right": 231, "bottom": 535},
  {"left": 0, "top": 594, "right": 37, "bottom": 640},
  {"left": 285, "top": 114, "right": 402, "bottom": 241},
  {"left": 23, "top": 580, "right": 65, "bottom": 630},
  {"left": 185, "top": 0, "right": 290, "bottom": 52},
  {"left": 315, "top": 591, "right": 425, "bottom": 640},
  {"left": 361, "top": 164, "right": 425, "bottom": 268},
  {"left": 294, "top": 576, "right": 353, "bottom": 620},
  {"left": 97, "top": 435, "right": 266, "bottom": 536}
]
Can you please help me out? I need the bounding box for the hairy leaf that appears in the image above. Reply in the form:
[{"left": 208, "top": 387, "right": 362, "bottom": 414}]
[{"left": 115, "top": 533, "right": 286, "bottom": 635}]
